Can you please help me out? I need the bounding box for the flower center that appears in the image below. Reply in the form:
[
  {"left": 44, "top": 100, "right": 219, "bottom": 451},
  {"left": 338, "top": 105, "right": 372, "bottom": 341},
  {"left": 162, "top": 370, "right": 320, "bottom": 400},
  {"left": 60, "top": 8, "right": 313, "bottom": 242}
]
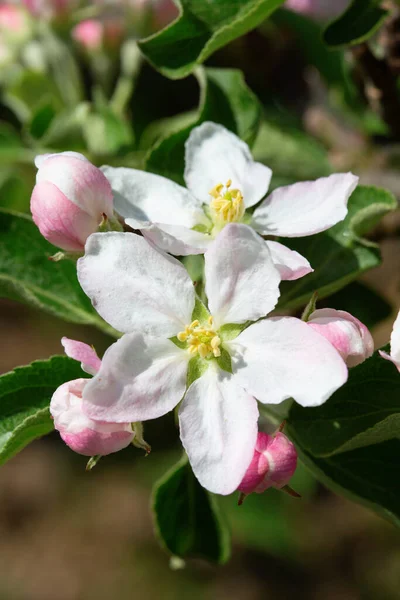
[
  {"left": 209, "top": 179, "right": 245, "bottom": 226},
  {"left": 177, "top": 317, "right": 221, "bottom": 359}
]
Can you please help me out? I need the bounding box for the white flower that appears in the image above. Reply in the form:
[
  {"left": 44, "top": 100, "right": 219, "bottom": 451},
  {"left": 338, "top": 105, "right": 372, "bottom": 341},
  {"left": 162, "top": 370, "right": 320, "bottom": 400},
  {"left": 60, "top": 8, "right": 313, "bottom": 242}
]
[
  {"left": 380, "top": 310, "right": 400, "bottom": 371},
  {"left": 102, "top": 121, "right": 358, "bottom": 281},
  {"left": 77, "top": 224, "right": 347, "bottom": 495}
]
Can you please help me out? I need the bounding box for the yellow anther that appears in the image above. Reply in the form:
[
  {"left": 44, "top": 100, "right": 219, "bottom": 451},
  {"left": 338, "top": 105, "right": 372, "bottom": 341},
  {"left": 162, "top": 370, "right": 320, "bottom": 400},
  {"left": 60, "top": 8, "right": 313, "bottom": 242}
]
[
  {"left": 177, "top": 318, "right": 222, "bottom": 359},
  {"left": 209, "top": 180, "right": 245, "bottom": 226},
  {"left": 208, "top": 315, "right": 214, "bottom": 326}
]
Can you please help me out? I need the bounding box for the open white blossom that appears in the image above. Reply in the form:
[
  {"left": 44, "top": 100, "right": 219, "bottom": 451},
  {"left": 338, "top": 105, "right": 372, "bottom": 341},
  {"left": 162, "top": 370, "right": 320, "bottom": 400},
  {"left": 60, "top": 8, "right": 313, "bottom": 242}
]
[
  {"left": 102, "top": 121, "right": 358, "bottom": 281},
  {"left": 77, "top": 224, "right": 347, "bottom": 495}
]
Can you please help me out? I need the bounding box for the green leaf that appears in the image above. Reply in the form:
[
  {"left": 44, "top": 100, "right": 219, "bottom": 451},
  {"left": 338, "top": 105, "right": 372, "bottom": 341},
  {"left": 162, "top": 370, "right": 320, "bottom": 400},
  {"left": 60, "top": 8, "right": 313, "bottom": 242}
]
[
  {"left": 288, "top": 348, "right": 400, "bottom": 458},
  {"left": 0, "top": 209, "right": 115, "bottom": 335},
  {"left": 145, "top": 67, "right": 262, "bottom": 183},
  {"left": 278, "top": 185, "right": 397, "bottom": 310},
  {"left": 3, "top": 70, "right": 64, "bottom": 123},
  {"left": 0, "top": 356, "right": 83, "bottom": 465},
  {"left": 252, "top": 119, "right": 331, "bottom": 184},
  {"left": 295, "top": 440, "right": 400, "bottom": 527},
  {"left": 323, "top": 281, "right": 391, "bottom": 330},
  {"left": 323, "top": 0, "right": 389, "bottom": 49},
  {"left": 138, "top": 0, "right": 286, "bottom": 79},
  {"left": 152, "top": 455, "right": 230, "bottom": 562}
]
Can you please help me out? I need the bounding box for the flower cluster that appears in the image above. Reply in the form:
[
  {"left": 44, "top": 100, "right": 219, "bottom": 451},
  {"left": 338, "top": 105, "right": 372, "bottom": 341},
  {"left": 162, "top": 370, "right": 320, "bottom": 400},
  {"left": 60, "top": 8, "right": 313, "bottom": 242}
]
[{"left": 31, "top": 121, "right": 376, "bottom": 499}]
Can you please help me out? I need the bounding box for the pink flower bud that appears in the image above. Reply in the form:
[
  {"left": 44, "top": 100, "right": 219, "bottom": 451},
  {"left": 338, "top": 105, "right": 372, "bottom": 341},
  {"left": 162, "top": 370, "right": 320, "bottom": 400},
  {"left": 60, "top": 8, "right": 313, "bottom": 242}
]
[
  {"left": 308, "top": 308, "right": 374, "bottom": 368},
  {"left": 285, "top": 0, "right": 350, "bottom": 20},
  {"left": 30, "top": 151, "right": 113, "bottom": 251},
  {"left": 0, "top": 4, "right": 32, "bottom": 43},
  {"left": 72, "top": 19, "right": 103, "bottom": 51},
  {"left": 50, "top": 378, "right": 134, "bottom": 456},
  {"left": 238, "top": 431, "right": 298, "bottom": 497}
]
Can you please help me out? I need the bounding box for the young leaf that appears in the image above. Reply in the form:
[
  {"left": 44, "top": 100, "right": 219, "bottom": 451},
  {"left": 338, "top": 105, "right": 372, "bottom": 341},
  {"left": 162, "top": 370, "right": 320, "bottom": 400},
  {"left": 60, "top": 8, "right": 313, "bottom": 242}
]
[
  {"left": 0, "top": 356, "right": 83, "bottom": 465},
  {"left": 138, "top": 0, "right": 286, "bottom": 79},
  {"left": 278, "top": 185, "right": 397, "bottom": 310},
  {"left": 0, "top": 209, "right": 115, "bottom": 336},
  {"left": 252, "top": 119, "right": 331, "bottom": 184},
  {"left": 145, "top": 67, "right": 262, "bottom": 183},
  {"left": 152, "top": 455, "right": 230, "bottom": 563},
  {"left": 295, "top": 440, "right": 400, "bottom": 527},
  {"left": 287, "top": 347, "right": 400, "bottom": 457},
  {"left": 323, "top": 0, "right": 389, "bottom": 49}
]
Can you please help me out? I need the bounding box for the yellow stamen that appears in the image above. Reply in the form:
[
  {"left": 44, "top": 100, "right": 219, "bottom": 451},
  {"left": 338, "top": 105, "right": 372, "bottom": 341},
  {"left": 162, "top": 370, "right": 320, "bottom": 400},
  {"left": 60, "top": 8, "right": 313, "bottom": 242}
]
[
  {"left": 209, "top": 179, "right": 245, "bottom": 226},
  {"left": 177, "top": 319, "right": 221, "bottom": 359}
]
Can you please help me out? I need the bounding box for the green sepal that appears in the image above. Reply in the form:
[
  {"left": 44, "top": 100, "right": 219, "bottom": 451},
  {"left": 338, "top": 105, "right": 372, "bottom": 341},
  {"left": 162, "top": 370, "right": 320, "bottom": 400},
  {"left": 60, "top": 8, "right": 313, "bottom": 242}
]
[
  {"left": 215, "top": 348, "right": 232, "bottom": 374},
  {"left": 219, "top": 322, "right": 250, "bottom": 342},
  {"left": 191, "top": 296, "right": 210, "bottom": 323},
  {"left": 186, "top": 355, "right": 209, "bottom": 388}
]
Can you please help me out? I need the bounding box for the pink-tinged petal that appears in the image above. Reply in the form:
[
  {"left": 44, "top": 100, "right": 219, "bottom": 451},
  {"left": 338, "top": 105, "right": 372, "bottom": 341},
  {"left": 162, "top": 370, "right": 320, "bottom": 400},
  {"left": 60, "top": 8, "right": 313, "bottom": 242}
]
[
  {"left": 83, "top": 333, "right": 189, "bottom": 423},
  {"left": 35, "top": 151, "right": 88, "bottom": 169},
  {"left": 308, "top": 309, "right": 374, "bottom": 368},
  {"left": 205, "top": 224, "right": 280, "bottom": 328},
  {"left": 184, "top": 122, "right": 272, "bottom": 208},
  {"left": 228, "top": 316, "right": 348, "bottom": 407},
  {"left": 252, "top": 173, "right": 359, "bottom": 237},
  {"left": 132, "top": 221, "right": 212, "bottom": 256},
  {"left": 36, "top": 153, "right": 113, "bottom": 217},
  {"left": 179, "top": 365, "right": 259, "bottom": 495},
  {"left": 379, "top": 350, "right": 400, "bottom": 372},
  {"left": 238, "top": 431, "right": 298, "bottom": 495},
  {"left": 265, "top": 240, "right": 313, "bottom": 281},
  {"left": 61, "top": 337, "right": 101, "bottom": 375},
  {"left": 31, "top": 181, "right": 100, "bottom": 251},
  {"left": 50, "top": 378, "right": 134, "bottom": 456},
  {"left": 102, "top": 166, "right": 207, "bottom": 229},
  {"left": 78, "top": 232, "right": 195, "bottom": 337}
]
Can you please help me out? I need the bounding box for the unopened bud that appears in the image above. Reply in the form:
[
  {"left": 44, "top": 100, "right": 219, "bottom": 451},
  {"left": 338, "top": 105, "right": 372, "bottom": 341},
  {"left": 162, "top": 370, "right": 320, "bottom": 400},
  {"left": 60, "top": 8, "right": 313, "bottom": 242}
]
[
  {"left": 72, "top": 19, "right": 103, "bottom": 51},
  {"left": 238, "top": 431, "right": 298, "bottom": 500},
  {"left": 308, "top": 308, "right": 373, "bottom": 368},
  {"left": 50, "top": 378, "right": 134, "bottom": 456},
  {"left": 30, "top": 151, "right": 113, "bottom": 251}
]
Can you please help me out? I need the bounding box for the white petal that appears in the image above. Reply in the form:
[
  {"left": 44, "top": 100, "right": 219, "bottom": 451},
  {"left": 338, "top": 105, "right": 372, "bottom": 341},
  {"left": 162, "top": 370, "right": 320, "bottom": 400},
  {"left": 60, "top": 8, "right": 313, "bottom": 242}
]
[
  {"left": 83, "top": 333, "right": 189, "bottom": 422},
  {"left": 102, "top": 166, "right": 208, "bottom": 228},
  {"left": 179, "top": 365, "right": 258, "bottom": 495},
  {"left": 124, "top": 220, "right": 212, "bottom": 256},
  {"left": 205, "top": 224, "right": 280, "bottom": 327},
  {"left": 78, "top": 232, "right": 195, "bottom": 336},
  {"left": 228, "top": 317, "right": 348, "bottom": 407},
  {"left": 390, "top": 310, "right": 400, "bottom": 363},
  {"left": 252, "top": 173, "right": 359, "bottom": 236},
  {"left": 184, "top": 122, "right": 272, "bottom": 208},
  {"left": 265, "top": 240, "right": 313, "bottom": 281}
]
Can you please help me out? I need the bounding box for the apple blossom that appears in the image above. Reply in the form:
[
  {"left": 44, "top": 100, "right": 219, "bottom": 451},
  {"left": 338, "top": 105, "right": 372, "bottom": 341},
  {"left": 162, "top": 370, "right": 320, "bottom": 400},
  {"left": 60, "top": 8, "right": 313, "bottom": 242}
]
[
  {"left": 308, "top": 309, "right": 374, "bottom": 368},
  {"left": 50, "top": 338, "right": 134, "bottom": 457},
  {"left": 237, "top": 430, "right": 298, "bottom": 499},
  {"left": 30, "top": 151, "right": 114, "bottom": 252},
  {"left": 77, "top": 224, "right": 347, "bottom": 495},
  {"left": 379, "top": 310, "right": 400, "bottom": 372},
  {"left": 102, "top": 121, "right": 358, "bottom": 281}
]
